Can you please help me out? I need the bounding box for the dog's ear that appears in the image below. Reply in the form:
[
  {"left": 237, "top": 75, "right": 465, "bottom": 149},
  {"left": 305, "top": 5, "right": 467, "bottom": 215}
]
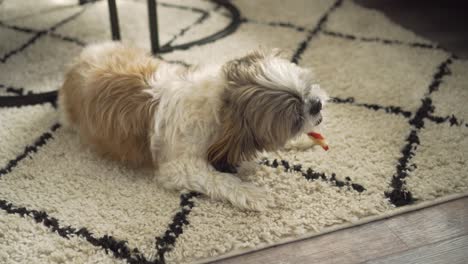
[
  {"left": 207, "top": 116, "right": 259, "bottom": 170},
  {"left": 210, "top": 49, "right": 303, "bottom": 169},
  {"left": 223, "top": 50, "right": 266, "bottom": 85},
  {"left": 223, "top": 48, "right": 288, "bottom": 85},
  {"left": 207, "top": 86, "right": 304, "bottom": 168}
]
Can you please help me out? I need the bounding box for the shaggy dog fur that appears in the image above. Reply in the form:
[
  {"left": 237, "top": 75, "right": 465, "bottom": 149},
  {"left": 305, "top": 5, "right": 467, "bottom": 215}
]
[{"left": 59, "top": 42, "right": 326, "bottom": 211}]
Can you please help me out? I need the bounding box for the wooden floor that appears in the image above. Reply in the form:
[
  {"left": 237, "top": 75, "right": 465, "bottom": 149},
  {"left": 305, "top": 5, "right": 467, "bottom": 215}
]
[
  {"left": 214, "top": 197, "right": 468, "bottom": 264},
  {"left": 214, "top": 3, "right": 468, "bottom": 262}
]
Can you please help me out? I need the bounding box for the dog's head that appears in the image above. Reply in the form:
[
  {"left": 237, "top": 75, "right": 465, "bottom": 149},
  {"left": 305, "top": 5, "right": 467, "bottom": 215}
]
[{"left": 208, "top": 50, "right": 327, "bottom": 172}]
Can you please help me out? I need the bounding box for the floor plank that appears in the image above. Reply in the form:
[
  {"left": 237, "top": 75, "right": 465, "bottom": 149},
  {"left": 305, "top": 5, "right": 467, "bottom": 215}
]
[
  {"left": 216, "top": 221, "right": 409, "bottom": 264},
  {"left": 384, "top": 198, "right": 468, "bottom": 248},
  {"left": 365, "top": 234, "right": 468, "bottom": 264},
  {"left": 214, "top": 198, "right": 468, "bottom": 264}
]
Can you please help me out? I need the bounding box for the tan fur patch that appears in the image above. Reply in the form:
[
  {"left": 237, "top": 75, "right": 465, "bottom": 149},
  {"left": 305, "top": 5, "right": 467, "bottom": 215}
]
[{"left": 59, "top": 43, "right": 160, "bottom": 167}]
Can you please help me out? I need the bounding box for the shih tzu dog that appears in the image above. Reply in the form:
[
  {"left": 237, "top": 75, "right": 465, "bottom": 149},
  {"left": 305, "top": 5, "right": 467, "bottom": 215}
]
[{"left": 59, "top": 42, "right": 327, "bottom": 211}]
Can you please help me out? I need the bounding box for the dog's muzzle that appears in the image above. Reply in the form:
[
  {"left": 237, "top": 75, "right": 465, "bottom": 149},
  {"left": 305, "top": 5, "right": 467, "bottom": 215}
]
[{"left": 315, "top": 115, "right": 323, "bottom": 126}]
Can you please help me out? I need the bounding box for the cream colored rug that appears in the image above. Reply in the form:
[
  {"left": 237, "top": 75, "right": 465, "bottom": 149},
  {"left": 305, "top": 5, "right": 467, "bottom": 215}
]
[{"left": 1, "top": 0, "right": 467, "bottom": 263}]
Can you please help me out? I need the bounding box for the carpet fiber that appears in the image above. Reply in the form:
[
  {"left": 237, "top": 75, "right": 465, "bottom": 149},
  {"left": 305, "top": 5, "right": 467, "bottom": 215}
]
[{"left": 1, "top": 0, "right": 467, "bottom": 263}]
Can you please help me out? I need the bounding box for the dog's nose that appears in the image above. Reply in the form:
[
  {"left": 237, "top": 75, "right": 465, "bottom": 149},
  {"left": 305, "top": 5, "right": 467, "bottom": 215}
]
[{"left": 309, "top": 98, "right": 322, "bottom": 115}]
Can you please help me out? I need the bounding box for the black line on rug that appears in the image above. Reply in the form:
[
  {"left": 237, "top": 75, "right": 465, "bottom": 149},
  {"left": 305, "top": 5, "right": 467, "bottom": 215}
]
[
  {"left": 49, "top": 32, "right": 87, "bottom": 47},
  {"left": 0, "top": 123, "right": 60, "bottom": 177},
  {"left": 213, "top": 2, "right": 222, "bottom": 12},
  {"left": 0, "top": 20, "right": 87, "bottom": 48},
  {"left": 158, "top": 1, "right": 206, "bottom": 14},
  {"left": 385, "top": 56, "right": 454, "bottom": 206},
  {"left": 161, "top": 0, "right": 233, "bottom": 49},
  {"left": 0, "top": 199, "right": 151, "bottom": 264},
  {"left": 0, "top": 84, "right": 30, "bottom": 96},
  {"left": 261, "top": 158, "right": 366, "bottom": 193},
  {"left": 427, "top": 113, "right": 467, "bottom": 127},
  {"left": 4, "top": 87, "right": 25, "bottom": 96},
  {"left": 0, "top": 7, "right": 86, "bottom": 63},
  {"left": 0, "top": 0, "right": 239, "bottom": 108},
  {"left": 0, "top": 20, "right": 37, "bottom": 34},
  {"left": 154, "top": 55, "right": 191, "bottom": 68},
  {"left": 164, "top": 59, "right": 191, "bottom": 68},
  {"left": 239, "top": 18, "right": 456, "bottom": 62},
  {"left": 0, "top": 11, "right": 88, "bottom": 103},
  {"left": 0, "top": 30, "right": 45, "bottom": 63},
  {"left": 0, "top": 90, "right": 58, "bottom": 108},
  {"left": 322, "top": 30, "right": 441, "bottom": 50},
  {"left": 161, "top": 8, "right": 210, "bottom": 49},
  {"left": 129, "top": 0, "right": 207, "bottom": 15},
  {"left": 78, "top": 0, "right": 101, "bottom": 4},
  {"left": 240, "top": 18, "right": 306, "bottom": 32},
  {"left": 153, "top": 192, "right": 200, "bottom": 264},
  {"left": 291, "top": 0, "right": 343, "bottom": 63},
  {"left": 153, "top": 0, "right": 241, "bottom": 53},
  {"left": 330, "top": 97, "right": 413, "bottom": 118}
]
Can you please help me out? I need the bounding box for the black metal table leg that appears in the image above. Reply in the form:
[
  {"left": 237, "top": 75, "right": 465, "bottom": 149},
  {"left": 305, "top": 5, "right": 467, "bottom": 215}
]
[
  {"left": 147, "top": 0, "right": 160, "bottom": 54},
  {"left": 108, "top": 0, "right": 121, "bottom": 40}
]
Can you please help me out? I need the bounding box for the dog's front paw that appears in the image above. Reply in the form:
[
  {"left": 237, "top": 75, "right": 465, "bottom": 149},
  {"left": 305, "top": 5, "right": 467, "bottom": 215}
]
[{"left": 229, "top": 183, "right": 275, "bottom": 211}]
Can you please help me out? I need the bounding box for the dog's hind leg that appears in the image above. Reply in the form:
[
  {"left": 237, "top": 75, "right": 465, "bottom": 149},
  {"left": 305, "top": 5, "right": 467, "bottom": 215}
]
[{"left": 156, "top": 158, "right": 274, "bottom": 211}]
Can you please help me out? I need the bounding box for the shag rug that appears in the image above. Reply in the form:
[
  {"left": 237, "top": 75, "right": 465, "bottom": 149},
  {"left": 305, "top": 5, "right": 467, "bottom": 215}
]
[{"left": 1, "top": 0, "right": 467, "bottom": 263}]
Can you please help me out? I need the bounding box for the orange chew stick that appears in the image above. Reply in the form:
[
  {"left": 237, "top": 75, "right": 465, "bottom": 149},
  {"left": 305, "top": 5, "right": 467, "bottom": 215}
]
[{"left": 307, "top": 132, "right": 329, "bottom": 151}]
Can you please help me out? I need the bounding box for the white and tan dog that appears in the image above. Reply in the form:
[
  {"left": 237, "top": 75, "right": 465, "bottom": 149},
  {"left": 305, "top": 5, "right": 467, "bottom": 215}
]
[{"left": 59, "top": 42, "right": 326, "bottom": 211}]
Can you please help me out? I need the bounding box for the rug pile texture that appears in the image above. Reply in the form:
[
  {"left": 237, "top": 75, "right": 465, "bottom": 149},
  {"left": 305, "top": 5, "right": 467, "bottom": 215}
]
[{"left": 1, "top": 0, "right": 467, "bottom": 263}]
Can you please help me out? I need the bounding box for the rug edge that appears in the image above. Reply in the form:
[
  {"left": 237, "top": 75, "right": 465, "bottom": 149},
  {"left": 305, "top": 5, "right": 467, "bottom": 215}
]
[{"left": 193, "top": 191, "right": 468, "bottom": 264}]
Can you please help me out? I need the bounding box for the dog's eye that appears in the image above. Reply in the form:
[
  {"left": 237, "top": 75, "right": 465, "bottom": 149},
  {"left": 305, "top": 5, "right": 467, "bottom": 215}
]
[{"left": 309, "top": 98, "right": 322, "bottom": 115}]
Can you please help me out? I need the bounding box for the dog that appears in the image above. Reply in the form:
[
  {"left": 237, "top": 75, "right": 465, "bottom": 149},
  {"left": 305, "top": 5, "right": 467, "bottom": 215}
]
[{"left": 58, "top": 42, "right": 327, "bottom": 211}]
